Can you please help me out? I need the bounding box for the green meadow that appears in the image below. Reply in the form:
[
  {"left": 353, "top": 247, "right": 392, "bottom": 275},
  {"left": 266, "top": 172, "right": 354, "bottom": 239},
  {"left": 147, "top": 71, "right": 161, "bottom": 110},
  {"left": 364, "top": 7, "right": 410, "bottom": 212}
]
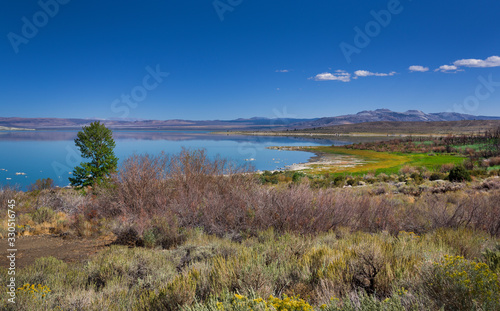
[{"left": 298, "top": 146, "right": 465, "bottom": 176}]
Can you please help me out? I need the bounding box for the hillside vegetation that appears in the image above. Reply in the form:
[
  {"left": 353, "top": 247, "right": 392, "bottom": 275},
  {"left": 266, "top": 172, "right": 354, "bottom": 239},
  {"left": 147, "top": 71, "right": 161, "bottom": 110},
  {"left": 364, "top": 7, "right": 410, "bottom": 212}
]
[{"left": 281, "top": 120, "right": 500, "bottom": 135}]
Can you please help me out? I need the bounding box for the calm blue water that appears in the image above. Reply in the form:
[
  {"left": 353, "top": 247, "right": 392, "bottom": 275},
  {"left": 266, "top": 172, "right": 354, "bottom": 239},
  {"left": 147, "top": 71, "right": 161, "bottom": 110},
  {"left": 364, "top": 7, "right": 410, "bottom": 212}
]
[{"left": 0, "top": 130, "right": 355, "bottom": 189}]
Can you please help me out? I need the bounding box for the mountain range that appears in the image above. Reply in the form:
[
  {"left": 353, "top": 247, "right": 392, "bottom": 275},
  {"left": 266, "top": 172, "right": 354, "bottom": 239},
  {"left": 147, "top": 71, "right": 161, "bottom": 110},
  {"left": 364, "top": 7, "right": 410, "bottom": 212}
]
[
  {"left": 1, "top": 109, "right": 499, "bottom": 131},
  {"left": 0, "top": 117, "right": 310, "bottom": 130},
  {"left": 288, "top": 109, "right": 500, "bottom": 129}
]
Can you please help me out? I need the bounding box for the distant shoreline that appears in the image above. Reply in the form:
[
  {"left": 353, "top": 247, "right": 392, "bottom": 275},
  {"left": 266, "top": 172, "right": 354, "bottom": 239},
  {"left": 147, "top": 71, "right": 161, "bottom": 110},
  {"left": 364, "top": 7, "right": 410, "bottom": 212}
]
[
  {"left": 265, "top": 146, "right": 359, "bottom": 172},
  {"left": 0, "top": 126, "right": 35, "bottom": 131},
  {"left": 212, "top": 131, "right": 435, "bottom": 138}
]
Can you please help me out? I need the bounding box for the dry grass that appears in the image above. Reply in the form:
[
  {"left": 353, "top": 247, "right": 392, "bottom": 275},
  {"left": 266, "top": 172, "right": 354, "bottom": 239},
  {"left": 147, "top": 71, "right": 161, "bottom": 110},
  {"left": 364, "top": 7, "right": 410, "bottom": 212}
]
[{"left": 1, "top": 228, "right": 498, "bottom": 310}]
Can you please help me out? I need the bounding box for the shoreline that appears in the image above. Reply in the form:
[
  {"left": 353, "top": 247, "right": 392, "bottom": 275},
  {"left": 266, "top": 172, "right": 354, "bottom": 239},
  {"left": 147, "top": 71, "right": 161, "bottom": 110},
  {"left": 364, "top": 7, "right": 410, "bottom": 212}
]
[
  {"left": 266, "top": 146, "right": 365, "bottom": 172},
  {"left": 0, "top": 126, "right": 35, "bottom": 131},
  {"left": 214, "top": 131, "right": 398, "bottom": 137},
  {"left": 212, "top": 131, "right": 450, "bottom": 138}
]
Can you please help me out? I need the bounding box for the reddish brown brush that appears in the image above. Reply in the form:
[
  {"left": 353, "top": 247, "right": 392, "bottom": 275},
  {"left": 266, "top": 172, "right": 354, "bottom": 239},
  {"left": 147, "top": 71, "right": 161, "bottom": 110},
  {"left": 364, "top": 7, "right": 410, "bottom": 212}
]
[{"left": 89, "top": 149, "right": 500, "bottom": 239}]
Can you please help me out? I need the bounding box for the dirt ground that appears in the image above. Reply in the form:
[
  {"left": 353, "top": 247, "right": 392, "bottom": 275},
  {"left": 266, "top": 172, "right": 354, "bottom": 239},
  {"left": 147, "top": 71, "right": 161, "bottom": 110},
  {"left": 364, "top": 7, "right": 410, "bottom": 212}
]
[{"left": 0, "top": 235, "right": 114, "bottom": 269}]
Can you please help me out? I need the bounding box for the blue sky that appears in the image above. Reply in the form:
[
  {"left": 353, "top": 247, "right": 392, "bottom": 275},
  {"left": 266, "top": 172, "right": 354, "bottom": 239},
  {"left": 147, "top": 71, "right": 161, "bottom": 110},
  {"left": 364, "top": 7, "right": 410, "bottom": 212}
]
[{"left": 1, "top": 0, "right": 500, "bottom": 120}]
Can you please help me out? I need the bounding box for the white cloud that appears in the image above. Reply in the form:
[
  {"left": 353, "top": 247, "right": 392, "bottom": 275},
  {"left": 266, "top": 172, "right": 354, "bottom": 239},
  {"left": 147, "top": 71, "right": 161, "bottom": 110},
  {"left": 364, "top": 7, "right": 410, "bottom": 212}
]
[
  {"left": 409, "top": 65, "right": 429, "bottom": 72},
  {"left": 275, "top": 69, "right": 289, "bottom": 73},
  {"left": 311, "top": 71, "right": 351, "bottom": 82},
  {"left": 354, "top": 70, "right": 396, "bottom": 77},
  {"left": 311, "top": 69, "right": 397, "bottom": 82},
  {"left": 354, "top": 70, "right": 370, "bottom": 77},
  {"left": 434, "top": 65, "right": 460, "bottom": 73},
  {"left": 435, "top": 55, "right": 500, "bottom": 73},
  {"left": 453, "top": 56, "right": 500, "bottom": 68}
]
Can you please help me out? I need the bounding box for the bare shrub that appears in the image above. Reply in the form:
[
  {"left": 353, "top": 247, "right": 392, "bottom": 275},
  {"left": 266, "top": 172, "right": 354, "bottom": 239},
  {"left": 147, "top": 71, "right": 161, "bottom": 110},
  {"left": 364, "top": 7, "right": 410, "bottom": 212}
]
[
  {"left": 81, "top": 148, "right": 500, "bottom": 240},
  {"left": 416, "top": 191, "right": 500, "bottom": 236},
  {"left": 113, "top": 227, "right": 144, "bottom": 247},
  {"left": 480, "top": 159, "right": 491, "bottom": 168},
  {"left": 104, "top": 148, "right": 255, "bottom": 236},
  {"left": 439, "top": 163, "right": 455, "bottom": 173},
  {"left": 477, "top": 178, "right": 500, "bottom": 190},
  {"left": 0, "top": 186, "right": 18, "bottom": 205},
  {"left": 28, "top": 178, "right": 55, "bottom": 191},
  {"left": 488, "top": 156, "right": 500, "bottom": 167},
  {"left": 109, "top": 152, "right": 172, "bottom": 227},
  {"left": 350, "top": 243, "right": 387, "bottom": 296},
  {"left": 30, "top": 189, "right": 88, "bottom": 215},
  {"left": 399, "top": 166, "right": 418, "bottom": 175}
]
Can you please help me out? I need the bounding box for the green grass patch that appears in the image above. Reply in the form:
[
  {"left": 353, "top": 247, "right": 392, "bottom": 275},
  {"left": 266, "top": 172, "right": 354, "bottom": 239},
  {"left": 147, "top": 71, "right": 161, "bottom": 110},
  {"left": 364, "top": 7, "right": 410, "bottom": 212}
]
[
  {"left": 454, "top": 143, "right": 489, "bottom": 151},
  {"left": 400, "top": 153, "right": 465, "bottom": 171},
  {"left": 414, "top": 140, "right": 434, "bottom": 146},
  {"left": 487, "top": 165, "right": 500, "bottom": 171},
  {"left": 300, "top": 146, "right": 465, "bottom": 176}
]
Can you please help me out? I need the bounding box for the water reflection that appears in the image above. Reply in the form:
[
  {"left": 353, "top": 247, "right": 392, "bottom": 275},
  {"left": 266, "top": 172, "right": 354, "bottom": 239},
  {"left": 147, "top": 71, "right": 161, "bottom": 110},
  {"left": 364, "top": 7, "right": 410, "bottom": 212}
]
[
  {"left": 0, "top": 130, "right": 393, "bottom": 189},
  {"left": 0, "top": 130, "right": 390, "bottom": 145}
]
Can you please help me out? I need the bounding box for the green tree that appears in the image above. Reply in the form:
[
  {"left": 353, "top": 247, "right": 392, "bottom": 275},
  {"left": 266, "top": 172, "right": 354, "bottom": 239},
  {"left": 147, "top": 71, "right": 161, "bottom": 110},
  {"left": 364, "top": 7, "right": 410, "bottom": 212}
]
[{"left": 69, "top": 121, "right": 118, "bottom": 187}]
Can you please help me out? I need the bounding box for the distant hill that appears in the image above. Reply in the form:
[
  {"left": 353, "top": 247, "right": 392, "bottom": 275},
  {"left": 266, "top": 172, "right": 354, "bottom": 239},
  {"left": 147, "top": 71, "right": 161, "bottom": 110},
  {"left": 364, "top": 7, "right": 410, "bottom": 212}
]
[
  {"left": 286, "top": 120, "right": 500, "bottom": 135},
  {"left": 288, "top": 109, "right": 500, "bottom": 129},
  {"left": 0, "top": 117, "right": 314, "bottom": 130},
  {"left": 1, "top": 109, "right": 499, "bottom": 131}
]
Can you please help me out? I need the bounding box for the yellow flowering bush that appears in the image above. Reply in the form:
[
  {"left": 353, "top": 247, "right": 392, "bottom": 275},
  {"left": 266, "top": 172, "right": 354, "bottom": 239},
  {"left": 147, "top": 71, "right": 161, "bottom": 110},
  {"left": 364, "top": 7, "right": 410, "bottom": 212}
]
[
  {"left": 425, "top": 255, "right": 500, "bottom": 310},
  {"left": 11, "top": 224, "right": 33, "bottom": 236},
  {"left": 267, "top": 295, "right": 314, "bottom": 311},
  {"left": 213, "top": 293, "right": 314, "bottom": 311},
  {"left": 320, "top": 293, "right": 406, "bottom": 311},
  {"left": 187, "top": 292, "right": 408, "bottom": 311},
  {"left": 395, "top": 287, "right": 408, "bottom": 297},
  {"left": 222, "top": 293, "right": 269, "bottom": 311},
  {"left": 17, "top": 283, "right": 51, "bottom": 299}
]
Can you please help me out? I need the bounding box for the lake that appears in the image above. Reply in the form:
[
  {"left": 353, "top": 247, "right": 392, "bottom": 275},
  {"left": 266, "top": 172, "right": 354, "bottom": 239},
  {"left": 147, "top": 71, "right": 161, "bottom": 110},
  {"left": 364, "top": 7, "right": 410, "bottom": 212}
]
[{"left": 0, "top": 130, "right": 382, "bottom": 189}]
